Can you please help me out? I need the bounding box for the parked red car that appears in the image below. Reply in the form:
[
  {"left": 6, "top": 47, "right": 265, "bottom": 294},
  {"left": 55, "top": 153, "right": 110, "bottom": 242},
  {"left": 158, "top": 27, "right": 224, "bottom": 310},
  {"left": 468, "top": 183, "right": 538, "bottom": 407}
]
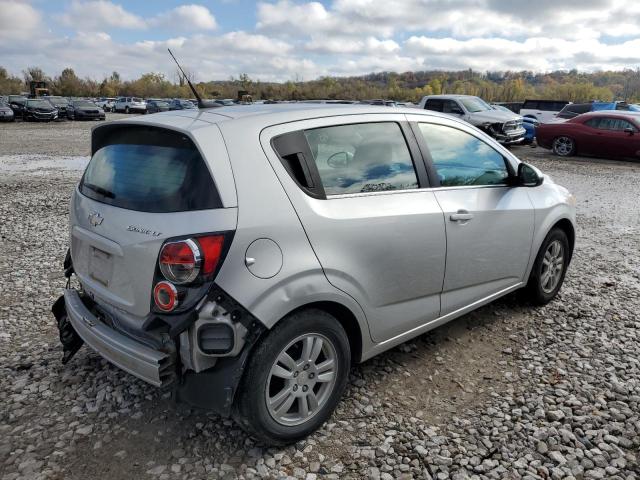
[{"left": 536, "top": 111, "right": 640, "bottom": 160}]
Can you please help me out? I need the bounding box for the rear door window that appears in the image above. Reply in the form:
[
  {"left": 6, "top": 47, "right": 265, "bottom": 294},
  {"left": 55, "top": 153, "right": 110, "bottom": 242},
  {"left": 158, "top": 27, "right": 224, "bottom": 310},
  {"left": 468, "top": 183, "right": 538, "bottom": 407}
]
[
  {"left": 303, "top": 122, "right": 419, "bottom": 195},
  {"left": 80, "top": 126, "right": 221, "bottom": 212}
]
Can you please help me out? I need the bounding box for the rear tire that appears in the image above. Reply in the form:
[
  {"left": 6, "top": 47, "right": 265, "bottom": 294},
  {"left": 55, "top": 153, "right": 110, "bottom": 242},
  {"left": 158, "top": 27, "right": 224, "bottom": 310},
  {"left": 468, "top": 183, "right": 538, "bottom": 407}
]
[
  {"left": 524, "top": 228, "right": 570, "bottom": 305},
  {"left": 552, "top": 136, "right": 576, "bottom": 157},
  {"left": 233, "top": 309, "right": 350, "bottom": 445},
  {"left": 125, "top": 106, "right": 130, "bottom": 114}
]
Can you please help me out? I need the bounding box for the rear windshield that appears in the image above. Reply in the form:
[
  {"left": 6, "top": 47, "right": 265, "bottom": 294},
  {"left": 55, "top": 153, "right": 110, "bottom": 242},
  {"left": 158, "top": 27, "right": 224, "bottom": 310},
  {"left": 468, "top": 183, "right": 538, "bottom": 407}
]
[{"left": 80, "top": 126, "right": 221, "bottom": 213}]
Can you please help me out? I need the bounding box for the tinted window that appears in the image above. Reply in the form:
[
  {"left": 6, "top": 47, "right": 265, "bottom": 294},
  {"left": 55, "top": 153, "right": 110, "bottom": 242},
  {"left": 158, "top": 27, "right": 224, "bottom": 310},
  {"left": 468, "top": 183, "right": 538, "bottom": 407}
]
[
  {"left": 443, "top": 100, "right": 464, "bottom": 114},
  {"left": 81, "top": 126, "right": 221, "bottom": 212},
  {"left": 424, "top": 99, "right": 444, "bottom": 112},
  {"left": 522, "top": 100, "right": 538, "bottom": 109},
  {"left": 73, "top": 101, "right": 96, "bottom": 107},
  {"left": 419, "top": 123, "right": 509, "bottom": 187},
  {"left": 304, "top": 123, "right": 418, "bottom": 195},
  {"left": 587, "top": 117, "right": 637, "bottom": 131}
]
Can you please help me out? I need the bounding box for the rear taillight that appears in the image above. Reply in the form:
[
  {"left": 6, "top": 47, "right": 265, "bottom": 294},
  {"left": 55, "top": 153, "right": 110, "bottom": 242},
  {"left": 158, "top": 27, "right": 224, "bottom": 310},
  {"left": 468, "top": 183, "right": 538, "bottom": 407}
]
[
  {"left": 154, "top": 281, "right": 178, "bottom": 312},
  {"left": 158, "top": 235, "right": 225, "bottom": 285},
  {"left": 154, "top": 234, "right": 227, "bottom": 313},
  {"left": 197, "top": 235, "right": 225, "bottom": 277},
  {"left": 159, "top": 239, "right": 201, "bottom": 284}
]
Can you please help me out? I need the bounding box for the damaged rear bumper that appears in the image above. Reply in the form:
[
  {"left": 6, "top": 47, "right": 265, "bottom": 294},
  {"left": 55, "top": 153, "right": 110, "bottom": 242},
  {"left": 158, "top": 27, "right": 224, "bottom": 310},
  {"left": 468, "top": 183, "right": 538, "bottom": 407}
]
[
  {"left": 63, "top": 289, "right": 176, "bottom": 387},
  {"left": 54, "top": 285, "right": 267, "bottom": 417}
]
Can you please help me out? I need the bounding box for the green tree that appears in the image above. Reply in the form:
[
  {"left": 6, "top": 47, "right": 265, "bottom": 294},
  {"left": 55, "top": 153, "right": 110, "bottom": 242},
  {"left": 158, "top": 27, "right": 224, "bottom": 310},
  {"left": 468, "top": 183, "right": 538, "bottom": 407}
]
[
  {"left": 55, "top": 68, "right": 83, "bottom": 96},
  {"left": 0, "top": 67, "right": 23, "bottom": 94}
]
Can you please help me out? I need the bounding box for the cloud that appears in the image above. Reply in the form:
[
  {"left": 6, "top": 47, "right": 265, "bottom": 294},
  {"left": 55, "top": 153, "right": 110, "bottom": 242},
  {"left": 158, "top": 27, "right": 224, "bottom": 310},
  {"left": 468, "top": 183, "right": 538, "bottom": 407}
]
[
  {"left": 58, "top": 0, "right": 146, "bottom": 29},
  {"left": 57, "top": 1, "right": 217, "bottom": 31},
  {"left": 258, "top": 0, "right": 640, "bottom": 41},
  {"left": 149, "top": 4, "right": 217, "bottom": 31},
  {"left": 0, "top": 0, "right": 43, "bottom": 40},
  {"left": 2, "top": 0, "right": 640, "bottom": 82}
]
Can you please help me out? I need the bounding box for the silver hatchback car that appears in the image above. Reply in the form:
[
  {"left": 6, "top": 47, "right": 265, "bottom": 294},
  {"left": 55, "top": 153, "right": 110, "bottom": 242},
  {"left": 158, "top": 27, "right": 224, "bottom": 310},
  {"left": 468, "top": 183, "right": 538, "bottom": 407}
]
[{"left": 53, "top": 104, "right": 576, "bottom": 445}]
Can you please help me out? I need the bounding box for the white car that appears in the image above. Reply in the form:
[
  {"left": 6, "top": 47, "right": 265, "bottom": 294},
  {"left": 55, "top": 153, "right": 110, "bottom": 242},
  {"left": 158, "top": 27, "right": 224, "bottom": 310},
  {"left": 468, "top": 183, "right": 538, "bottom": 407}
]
[
  {"left": 114, "top": 97, "right": 147, "bottom": 114},
  {"left": 95, "top": 98, "right": 116, "bottom": 112},
  {"left": 519, "top": 99, "right": 570, "bottom": 124}
]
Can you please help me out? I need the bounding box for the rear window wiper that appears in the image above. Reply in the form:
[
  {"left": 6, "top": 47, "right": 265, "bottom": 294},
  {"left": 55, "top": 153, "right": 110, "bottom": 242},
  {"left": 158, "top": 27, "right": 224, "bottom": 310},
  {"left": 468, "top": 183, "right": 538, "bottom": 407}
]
[{"left": 83, "top": 182, "right": 116, "bottom": 199}]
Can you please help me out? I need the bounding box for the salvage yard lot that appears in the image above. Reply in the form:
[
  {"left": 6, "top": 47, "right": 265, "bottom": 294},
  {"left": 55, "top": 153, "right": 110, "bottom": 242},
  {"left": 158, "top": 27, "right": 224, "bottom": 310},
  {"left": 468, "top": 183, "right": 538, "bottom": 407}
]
[{"left": 0, "top": 117, "right": 639, "bottom": 480}]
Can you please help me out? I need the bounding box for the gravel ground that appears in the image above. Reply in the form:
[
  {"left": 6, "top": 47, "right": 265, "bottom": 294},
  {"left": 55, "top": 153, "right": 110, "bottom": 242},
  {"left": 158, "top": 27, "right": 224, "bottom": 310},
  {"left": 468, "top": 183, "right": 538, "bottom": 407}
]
[{"left": 0, "top": 120, "right": 639, "bottom": 480}]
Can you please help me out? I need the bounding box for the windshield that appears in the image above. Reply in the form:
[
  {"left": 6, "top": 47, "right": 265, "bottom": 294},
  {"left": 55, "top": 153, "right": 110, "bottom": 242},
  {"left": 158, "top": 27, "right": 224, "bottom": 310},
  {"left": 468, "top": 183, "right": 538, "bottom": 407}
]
[
  {"left": 9, "top": 96, "right": 26, "bottom": 104},
  {"left": 73, "top": 101, "right": 96, "bottom": 107},
  {"left": 154, "top": 101, "right": 169, "bottom": 107},
  {"left": 49, "top": 98, "right": 69, "bottom": 106},
  {"left": 27, "top": 100, "right": 52, "bottom": 108},
  {"left": 460, "top": 97, "right": 492, "bottom": 113}
]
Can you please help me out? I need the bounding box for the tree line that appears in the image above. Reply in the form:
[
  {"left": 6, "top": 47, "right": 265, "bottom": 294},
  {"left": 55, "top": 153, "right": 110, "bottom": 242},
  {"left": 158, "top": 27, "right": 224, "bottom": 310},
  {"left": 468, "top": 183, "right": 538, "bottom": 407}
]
[{"left": 2, "top": 65, "right": 640, "bottom": 103}]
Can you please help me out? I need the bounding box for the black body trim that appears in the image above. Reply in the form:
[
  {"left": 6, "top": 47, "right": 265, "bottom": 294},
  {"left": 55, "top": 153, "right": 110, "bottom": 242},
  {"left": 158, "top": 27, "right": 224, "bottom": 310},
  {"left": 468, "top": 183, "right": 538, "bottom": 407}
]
[{"left": 174, "top": 284, "right": 267, "bottom": 416}]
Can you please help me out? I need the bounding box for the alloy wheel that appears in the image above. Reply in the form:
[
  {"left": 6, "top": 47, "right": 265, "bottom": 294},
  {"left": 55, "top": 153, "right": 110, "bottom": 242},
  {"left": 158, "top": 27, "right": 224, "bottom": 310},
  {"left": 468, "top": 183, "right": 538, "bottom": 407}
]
[
  {"left": 553, "top": 136, "right": 574, "bottom": 156},
  {"left": 265, "top": 333, "right": 338, "bottom": 426},
  {"left": 540, "top": 240, "right": 565, "bottom": 293}
]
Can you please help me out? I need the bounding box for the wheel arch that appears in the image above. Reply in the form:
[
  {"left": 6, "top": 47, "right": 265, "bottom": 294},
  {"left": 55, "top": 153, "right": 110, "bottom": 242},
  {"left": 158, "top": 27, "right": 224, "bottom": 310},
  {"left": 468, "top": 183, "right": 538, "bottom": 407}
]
[
  {"left": 278, "top": 301, "right": 364, "bottom": 364},
  {"left": 552, "top": 217, "right": 575, "bottom": 261}
]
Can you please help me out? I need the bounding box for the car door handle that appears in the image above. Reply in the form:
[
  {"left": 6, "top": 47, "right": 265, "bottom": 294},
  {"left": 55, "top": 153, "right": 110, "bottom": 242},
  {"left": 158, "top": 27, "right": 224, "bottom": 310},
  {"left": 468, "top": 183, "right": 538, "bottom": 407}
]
[{"left": 450, "top": 211, "right": 474, "bottom": 222}]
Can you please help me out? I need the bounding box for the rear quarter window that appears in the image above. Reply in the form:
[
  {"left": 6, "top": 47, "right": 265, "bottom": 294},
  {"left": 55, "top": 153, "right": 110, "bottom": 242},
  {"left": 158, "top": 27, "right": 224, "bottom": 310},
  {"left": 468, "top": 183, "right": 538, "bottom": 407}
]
[{"left": 81, "top": 125, "right": 221, "bottom": 213}]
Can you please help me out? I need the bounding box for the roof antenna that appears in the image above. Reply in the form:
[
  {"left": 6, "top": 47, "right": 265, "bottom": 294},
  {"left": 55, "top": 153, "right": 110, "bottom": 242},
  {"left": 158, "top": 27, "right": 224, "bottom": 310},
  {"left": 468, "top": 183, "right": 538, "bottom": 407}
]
[{"left": 168, "top": 48, "right": 216, "bottom": 109}]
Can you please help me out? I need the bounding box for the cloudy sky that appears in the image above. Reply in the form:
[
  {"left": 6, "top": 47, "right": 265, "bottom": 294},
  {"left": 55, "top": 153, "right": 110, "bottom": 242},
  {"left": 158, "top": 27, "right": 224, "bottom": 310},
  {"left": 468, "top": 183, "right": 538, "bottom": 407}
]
[{"left": 1, "top": 0, "right": 639, "bottom": 82}]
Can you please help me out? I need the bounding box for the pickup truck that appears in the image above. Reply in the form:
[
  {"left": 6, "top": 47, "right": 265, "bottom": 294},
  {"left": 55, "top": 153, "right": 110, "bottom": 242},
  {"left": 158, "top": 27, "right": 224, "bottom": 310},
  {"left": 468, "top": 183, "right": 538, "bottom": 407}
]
[{"left": 418, "top": 94, "right": 526, "bottom": 145}]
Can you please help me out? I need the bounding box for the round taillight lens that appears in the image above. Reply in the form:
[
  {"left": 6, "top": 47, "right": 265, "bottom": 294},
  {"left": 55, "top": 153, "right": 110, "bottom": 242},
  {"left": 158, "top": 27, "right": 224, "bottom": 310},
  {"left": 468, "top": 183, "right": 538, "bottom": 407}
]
[
  {"left": 154, "top": 281, "right": 178, "bottom": 312},
  {"left": 159, "top": 239, "right": 201, "bottom": 284}
]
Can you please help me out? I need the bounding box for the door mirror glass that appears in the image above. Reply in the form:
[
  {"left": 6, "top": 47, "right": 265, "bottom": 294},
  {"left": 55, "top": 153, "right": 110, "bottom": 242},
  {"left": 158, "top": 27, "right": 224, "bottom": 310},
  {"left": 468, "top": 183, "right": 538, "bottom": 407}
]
[
  {"left": 517, "top": 162, "right": 543, "bottom": 187},
  {"left": 624, "top": 127, "right": 635, "bottom": 135}
]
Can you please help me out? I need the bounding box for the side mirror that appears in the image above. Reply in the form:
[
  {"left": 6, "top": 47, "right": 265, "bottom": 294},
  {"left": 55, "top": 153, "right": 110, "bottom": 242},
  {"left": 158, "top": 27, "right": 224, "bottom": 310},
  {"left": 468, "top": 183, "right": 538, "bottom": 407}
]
[
  {"left": 517, "top": 162, "right": 544, "bottom": 187},
  {"left": 624, "top": 127, "right": 635, "bottom": 135}
]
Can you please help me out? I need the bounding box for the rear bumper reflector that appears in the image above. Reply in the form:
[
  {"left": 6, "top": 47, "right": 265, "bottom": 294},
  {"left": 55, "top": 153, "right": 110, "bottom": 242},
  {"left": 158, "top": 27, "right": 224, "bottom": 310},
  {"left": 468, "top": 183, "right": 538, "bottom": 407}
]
[{"left": 64, "top": 289, "right": 175, "bottom": 387}]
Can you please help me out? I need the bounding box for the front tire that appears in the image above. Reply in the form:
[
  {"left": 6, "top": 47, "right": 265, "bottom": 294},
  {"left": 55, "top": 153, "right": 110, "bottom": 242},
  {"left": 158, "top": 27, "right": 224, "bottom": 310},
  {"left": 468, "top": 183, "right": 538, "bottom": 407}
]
[
  {"left": 552, "top": 136, "right": 576, "bottom": 157},
  {"left": 233, "top": 309, "right": 350, "bottom": 445},
  {"left": 524, "top": 228, "right": 570, "bottom": 305},
  {"left": 125, "top": 106, "right": 129, "bottom": 114}
]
